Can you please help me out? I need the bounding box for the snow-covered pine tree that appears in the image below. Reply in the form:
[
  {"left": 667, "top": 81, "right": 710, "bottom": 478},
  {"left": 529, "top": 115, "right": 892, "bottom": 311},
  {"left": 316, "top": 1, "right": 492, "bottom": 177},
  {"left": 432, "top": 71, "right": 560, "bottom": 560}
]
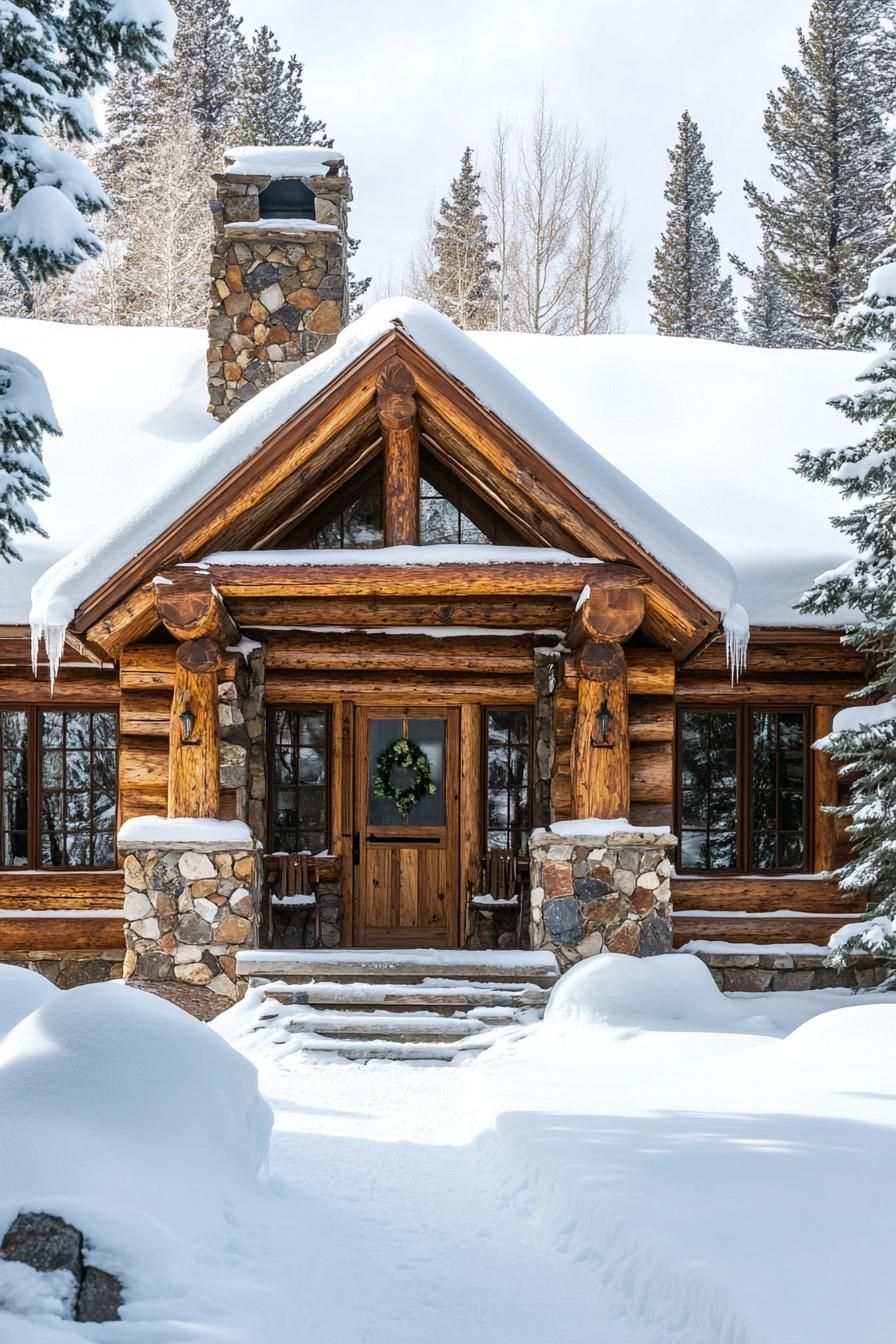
[
  {"left": 427, "top": 148, "right": 498, "bottom": 330},
  {"left": 233, "top": 25, "right": 329, "bottom": 147},
  {"left": 730, "top": 227, "right": 803, "bottom": 347},
  {"left": 796, "top": 237, "right": 896, "bottom": 971},
  {"left": 744, "top": 0, "right": 894, "bottom": 347},
  {"left": 0, "top": 0, "right": 173, "bottom": 559},
  {"left": 648, "top": 111, "right": 740, "bottom": 341},
  {"left": 152, "top": 0, "right": 245, "bottom": 154}
]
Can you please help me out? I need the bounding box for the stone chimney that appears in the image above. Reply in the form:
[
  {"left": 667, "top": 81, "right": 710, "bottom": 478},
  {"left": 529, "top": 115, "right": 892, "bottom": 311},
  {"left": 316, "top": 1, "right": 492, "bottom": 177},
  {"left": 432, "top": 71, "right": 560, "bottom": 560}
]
[{"left": 207, "top": 146, "right": 352, "bottom": 420}]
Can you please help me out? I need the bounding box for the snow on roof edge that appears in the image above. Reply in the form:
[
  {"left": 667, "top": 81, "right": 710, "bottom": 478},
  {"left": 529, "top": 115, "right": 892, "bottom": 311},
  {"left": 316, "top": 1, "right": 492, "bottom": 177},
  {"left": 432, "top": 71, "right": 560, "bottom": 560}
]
[{"left": 29, "top": 298, "right": 738, "bottom": 670}]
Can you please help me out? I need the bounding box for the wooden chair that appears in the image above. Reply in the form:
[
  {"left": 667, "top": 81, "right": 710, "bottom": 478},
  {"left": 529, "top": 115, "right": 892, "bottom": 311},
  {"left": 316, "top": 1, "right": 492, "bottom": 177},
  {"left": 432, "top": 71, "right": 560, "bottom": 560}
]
[
  {"left": 467, "top": 848, "right": 525, "bottom": 946},
  {"left": 262, "top": 852, "right": 322, "bottom": 949}
]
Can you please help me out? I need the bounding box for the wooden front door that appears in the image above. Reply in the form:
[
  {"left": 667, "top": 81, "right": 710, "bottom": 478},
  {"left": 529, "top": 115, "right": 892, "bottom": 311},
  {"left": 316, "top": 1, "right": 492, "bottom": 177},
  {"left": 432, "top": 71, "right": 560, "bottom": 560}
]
[{"left": 354, "top": 706, "right": 459, "bottom": 948}]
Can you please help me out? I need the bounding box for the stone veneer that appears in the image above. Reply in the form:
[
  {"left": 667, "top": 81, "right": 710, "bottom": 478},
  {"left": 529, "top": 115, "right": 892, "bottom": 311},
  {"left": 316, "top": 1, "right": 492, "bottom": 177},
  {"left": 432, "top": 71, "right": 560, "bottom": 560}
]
[
  {"left": 529, "top": 827, "right": 676, "bottom": 970},
  {"left": 217, "top": 646, "right": 266, "bottom": 838},
  {"left": 207, "top": 150, "right": 351, "bottom": 419},
  {"left": 120, "top": 838, "right": 261, "bottom": 1007},
  {"left": 690, "top": 946, "right": 891, "bottom": 992}
]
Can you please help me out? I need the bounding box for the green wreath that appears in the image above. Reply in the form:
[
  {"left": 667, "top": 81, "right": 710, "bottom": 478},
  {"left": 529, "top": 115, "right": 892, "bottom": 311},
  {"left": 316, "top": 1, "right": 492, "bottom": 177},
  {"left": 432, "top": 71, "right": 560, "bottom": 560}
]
[{"left": 373, "top": 737, "right": 437, "bottom": 817}]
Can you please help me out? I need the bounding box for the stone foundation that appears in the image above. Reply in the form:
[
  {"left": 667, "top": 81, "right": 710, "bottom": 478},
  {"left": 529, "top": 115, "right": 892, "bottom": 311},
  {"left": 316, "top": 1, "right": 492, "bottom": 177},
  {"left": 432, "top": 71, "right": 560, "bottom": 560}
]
[
  {"left": 529, "top": 827, "right": 676, "bottom": 970},
  {"left": 120, "top": 837, "right": 261, "bottom": 1008},
  {"left": 0, "top": 950, "right": 123, "bottom": 987},
  {"left": 689, "top": 947, "right": 892, "bottom": 992}
]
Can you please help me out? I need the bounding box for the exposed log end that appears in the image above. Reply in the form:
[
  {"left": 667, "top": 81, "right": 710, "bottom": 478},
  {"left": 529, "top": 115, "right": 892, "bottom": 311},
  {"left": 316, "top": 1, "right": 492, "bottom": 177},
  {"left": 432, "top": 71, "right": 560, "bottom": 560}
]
[
  {"left": 176, "top": 636, "right": 225, "bottom": 675},
  {"left": 154, "top": 571, "right": 239, "bottom": 647}
]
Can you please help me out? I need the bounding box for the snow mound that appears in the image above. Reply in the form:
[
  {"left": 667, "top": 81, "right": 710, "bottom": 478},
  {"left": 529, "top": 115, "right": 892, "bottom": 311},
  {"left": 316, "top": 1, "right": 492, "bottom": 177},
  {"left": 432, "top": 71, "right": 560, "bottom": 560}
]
[
  {"left": 0, "top": 982, "right": 272, "bottom": 1294},
  {"left": 0, "top": 963, "right": 57, "bottom": 1038},
  {"left": 545, "top": 952, "right": 744, "bottom": 1028},
  {"left": 779, "top": 1002, "right": 896, "bottom": 1068}
]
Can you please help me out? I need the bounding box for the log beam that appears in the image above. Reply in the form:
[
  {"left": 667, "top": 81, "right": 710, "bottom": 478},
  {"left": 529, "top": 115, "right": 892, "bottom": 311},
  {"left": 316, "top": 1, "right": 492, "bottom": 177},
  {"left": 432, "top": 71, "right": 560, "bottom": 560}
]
[
  {"left": 377, "top": 358, "right": 419, "bottom": 547},
  {"left": 153, "top": 570, "right": 239, "bottom": 647},
  {"left": 207, "top": 559, "right": 609, "bottom": 600},
  {"left": 571, "top": 641, "right": 630, "bottom": 819},
  {"left": 168, "top": 654, "right": 220, "bottom": 818}
]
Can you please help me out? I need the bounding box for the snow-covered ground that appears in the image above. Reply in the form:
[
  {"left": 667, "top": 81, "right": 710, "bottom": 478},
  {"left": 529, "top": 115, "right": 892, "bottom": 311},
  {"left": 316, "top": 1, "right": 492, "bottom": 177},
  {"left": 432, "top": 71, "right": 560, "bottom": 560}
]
[{"left": 1, "top": 957, "right": 894, "bottom": 1342}]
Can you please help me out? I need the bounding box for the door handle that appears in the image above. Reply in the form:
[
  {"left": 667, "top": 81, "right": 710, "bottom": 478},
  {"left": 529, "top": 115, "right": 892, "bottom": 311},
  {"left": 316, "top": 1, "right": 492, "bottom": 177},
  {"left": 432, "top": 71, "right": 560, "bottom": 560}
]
[{"left": 366, "top": 834, "right": 441, "bottom": 844}]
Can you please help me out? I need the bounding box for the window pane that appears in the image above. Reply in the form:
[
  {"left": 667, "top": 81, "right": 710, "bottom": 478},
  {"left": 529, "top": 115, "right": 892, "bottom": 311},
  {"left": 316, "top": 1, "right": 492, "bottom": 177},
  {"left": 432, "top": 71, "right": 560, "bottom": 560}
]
[
  {"left": 750, "top": 710, "right": 805, "bottom": 872},
  {"left": 268, "top": 708, "right": 327, "bottom": 851},
  {"left": 420, "top": 496, "right": 459, "bottom": 546},
  {"left": 38, "top": 709, "right": 118, "bottom": 869},
  {"left": 678, "top": 711, "right": 738, "bottom": 870},
  {"left": 1, "top": 710, "right": 30, "bottom": 869},
  {"left": 485, "top": 710, "right": 530, "bottom": 853}
]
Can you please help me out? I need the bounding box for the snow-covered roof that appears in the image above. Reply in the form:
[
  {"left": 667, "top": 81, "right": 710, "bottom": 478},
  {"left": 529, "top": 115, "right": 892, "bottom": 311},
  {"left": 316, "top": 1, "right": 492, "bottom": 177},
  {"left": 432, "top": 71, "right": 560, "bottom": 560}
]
[{"left": 0, "top": 300, "right": 865, "bottom": 637}]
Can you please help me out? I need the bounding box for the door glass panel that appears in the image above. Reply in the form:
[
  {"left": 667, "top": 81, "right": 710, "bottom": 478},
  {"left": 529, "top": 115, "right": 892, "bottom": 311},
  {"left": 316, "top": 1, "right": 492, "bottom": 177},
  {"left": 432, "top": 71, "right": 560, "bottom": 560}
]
[
  {"left": 485, "top": 710, "right": 531, "bottom": 854},
  {"left": 368, "top": 717, "right": 445, "bottom": 826}
]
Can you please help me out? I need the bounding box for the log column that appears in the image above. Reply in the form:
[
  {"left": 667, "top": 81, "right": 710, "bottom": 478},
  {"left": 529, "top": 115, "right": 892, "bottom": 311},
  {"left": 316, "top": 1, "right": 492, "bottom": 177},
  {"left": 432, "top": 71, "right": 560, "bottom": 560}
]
[
  {"left": 569, "top": 576, "right": 646, "bottom": 820},
  {"left": 376, "top": 358, "right": 419, "bottom": 546},
  {"left": 168, "top": 645, "right": 220, "bottom": 818},
  {"left": 571, "top": 642, "right": 630, "bottom": 819},
  {"left": 154, "top": 572, "right": 239, "bottom": 819}
]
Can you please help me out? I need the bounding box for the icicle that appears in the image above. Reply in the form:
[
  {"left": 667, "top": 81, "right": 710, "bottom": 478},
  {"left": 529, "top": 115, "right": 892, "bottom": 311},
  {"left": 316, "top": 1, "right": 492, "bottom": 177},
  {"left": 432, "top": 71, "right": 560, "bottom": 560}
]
[
  {"left": 723, "top": 604, "right": 750, "bottom": 684},
  {"left": 30, "top": 619, "right": 67, "bottom": 693}
]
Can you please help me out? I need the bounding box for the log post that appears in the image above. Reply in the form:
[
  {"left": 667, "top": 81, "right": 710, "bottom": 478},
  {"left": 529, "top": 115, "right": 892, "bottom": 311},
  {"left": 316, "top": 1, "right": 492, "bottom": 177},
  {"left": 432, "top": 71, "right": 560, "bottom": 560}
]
[
  {"left": 571, "top": 641, "right": 630, "bottom": 819},
  {"left": 376, "top": 358, "right": 419, "bottom": 546},
  {"left": 168, "top": 652, "right": 220, "bottom": 818}
]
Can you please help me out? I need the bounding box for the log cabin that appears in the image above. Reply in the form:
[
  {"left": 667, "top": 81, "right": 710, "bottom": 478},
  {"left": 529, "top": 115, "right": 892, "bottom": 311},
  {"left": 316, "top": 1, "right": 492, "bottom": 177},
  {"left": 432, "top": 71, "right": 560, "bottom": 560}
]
[{"left": 0, "top": 147, "right": 875, "bottom": 1000}]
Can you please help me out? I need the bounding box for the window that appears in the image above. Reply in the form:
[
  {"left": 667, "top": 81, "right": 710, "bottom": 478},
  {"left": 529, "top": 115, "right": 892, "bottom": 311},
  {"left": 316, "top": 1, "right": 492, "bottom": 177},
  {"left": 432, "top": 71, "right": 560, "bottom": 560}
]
[
  {"left": 269, "top": 708, "right": 328, "bottom": 853},
  {"left": 484, "top": 709, "right": 531, "bottom": 855},
  {"left": 677, "top": 707, "right": 809, "bottom": 874},
  {"left": 420, "top": 476, "right": 490, "bottom": 545},
  {"left": 0, "top": 707, "right": 117, "bottom": 870}
]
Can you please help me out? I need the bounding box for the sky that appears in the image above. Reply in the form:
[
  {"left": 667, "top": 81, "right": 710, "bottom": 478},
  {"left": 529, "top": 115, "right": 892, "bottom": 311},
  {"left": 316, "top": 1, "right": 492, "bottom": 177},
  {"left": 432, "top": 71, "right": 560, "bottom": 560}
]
[{"left": 231, "top": 0, "right": 815, "bottom": 332}]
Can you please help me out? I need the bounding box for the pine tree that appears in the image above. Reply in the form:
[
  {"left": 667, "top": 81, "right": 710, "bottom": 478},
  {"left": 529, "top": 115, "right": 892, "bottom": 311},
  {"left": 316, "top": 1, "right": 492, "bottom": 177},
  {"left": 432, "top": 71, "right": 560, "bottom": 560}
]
[
  {"left": 153, "top": 0, "right": 245, "bottom": 155},
  {"left": 796, "top": 206, "right": 896, "bottom": 970},
  {"left": 427, "top": 148, "right": 498, "bottom": 329},
  {"left": 730, "top": 228, "right": 803, "bottom": 347},
  {"left": 233, "top": 26, "right": 330, "bottom": 147},
  {"left": 0, "top": 0, "right": 172, "bottom": 559},
  {"left": 744, "top": 0, "right": 894, "bottom": 347},
  {"left": 648, "top": 112, "right": 740, "bottom": 341}
]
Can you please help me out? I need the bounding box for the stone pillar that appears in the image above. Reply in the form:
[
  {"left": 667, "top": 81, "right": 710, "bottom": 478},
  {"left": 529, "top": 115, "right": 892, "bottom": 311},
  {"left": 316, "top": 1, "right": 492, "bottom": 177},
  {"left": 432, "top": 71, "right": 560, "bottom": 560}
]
[
  {"left": 120, "top": 831, "right": 261, "bottom": 1007},
  {"left": 207, "top": 148, "right": 352, "bottom": 420},
  {"left": 529, "top": 826, "right": 676, "bottom": 971},
  {"left": 217, "top": 645, "right": 266, "bottom": 841}
]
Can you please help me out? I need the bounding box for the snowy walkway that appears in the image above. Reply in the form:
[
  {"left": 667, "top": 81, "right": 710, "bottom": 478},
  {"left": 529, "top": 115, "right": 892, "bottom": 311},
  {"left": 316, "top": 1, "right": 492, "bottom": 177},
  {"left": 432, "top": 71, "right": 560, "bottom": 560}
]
[{"left": 252, "top": 1057, "right": 645, "bottom": 1344}]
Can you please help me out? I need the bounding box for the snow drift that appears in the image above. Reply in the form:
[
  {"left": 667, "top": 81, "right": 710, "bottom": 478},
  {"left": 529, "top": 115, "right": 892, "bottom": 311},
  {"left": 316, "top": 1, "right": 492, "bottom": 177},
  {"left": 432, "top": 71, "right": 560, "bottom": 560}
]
[
  {"left": 0, "top": 976, "right": 272, "bottom": 1317},
  {"left": 544, "top": 951, "right": 744, "bottom": 1029}
]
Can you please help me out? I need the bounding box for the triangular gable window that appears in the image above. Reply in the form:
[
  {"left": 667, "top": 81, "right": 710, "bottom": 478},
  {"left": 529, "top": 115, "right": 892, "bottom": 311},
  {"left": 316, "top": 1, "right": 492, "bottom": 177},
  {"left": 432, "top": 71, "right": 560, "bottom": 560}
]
[{"left": 293, "top": 449, "right": 525, "bottom": 550}]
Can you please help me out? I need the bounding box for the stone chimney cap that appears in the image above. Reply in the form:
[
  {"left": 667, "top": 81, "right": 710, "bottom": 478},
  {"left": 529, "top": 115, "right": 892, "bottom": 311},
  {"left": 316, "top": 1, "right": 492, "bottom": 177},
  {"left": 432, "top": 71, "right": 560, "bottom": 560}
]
[{"left": 222, "top": 146, "right": 346, "bottom": 179}]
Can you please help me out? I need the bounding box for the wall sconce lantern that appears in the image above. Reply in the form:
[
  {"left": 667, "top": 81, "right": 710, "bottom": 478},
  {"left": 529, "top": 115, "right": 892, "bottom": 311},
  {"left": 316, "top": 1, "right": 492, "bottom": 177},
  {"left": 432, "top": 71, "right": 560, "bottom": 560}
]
[
  {"left": 179, "top": 702, "right": 199, "bottom": 746},
  {"left": 591, "top": 688, "right": 614, "bottom": 749}
]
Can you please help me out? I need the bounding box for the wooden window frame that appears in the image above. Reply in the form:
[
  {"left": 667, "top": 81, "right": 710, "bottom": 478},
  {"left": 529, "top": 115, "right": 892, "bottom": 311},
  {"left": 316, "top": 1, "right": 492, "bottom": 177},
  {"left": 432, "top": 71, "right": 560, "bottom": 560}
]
[
  {"left": 0, "top": 704, "right": 119, "bottom": 872},
  {"left": 266, "top": 705, "right": 330, "bottom": 855},
  {"left": 481, "top": 705, "right": 534, "bottom": 856},
  {"left": 675, "top": 704, "right": 812, "bottom": 877}
]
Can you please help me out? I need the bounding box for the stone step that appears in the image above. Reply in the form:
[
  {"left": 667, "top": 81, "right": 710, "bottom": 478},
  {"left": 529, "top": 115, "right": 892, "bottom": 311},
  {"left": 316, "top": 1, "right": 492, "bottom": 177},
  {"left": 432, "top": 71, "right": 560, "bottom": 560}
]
[
  {"left": 292, "top": 1036, "right": 486, "bottom": 1063},
  {"left": 239, "top": 948, "right": 559, "bottom": 987},
  {"left": 279, "top": 1010, "right": 488, "bottom": 1042},
  {"left": 260, "top": 981, "right": 551, "bottom": 1013}
]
